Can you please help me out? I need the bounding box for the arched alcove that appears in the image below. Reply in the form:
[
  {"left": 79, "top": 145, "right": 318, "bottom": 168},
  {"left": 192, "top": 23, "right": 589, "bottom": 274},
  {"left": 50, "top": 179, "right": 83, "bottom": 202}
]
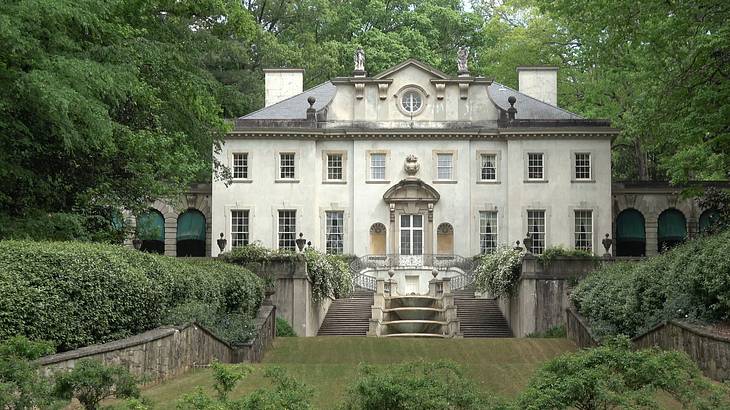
[
  {"left": 657, "top": 208, "right": 686, "bottom": 252},
  {"left": 699, "top": 209, "right": 720, "bottom": 233},
  {"left": 137, "top": 209, "right": 165, "bottom": 254},
  {"left": 615, "top": 209, "right": 645, "bottom": 257},
  {"left": 369, "top": 223, "right": 386, "bottom": 255},
  {"left": 436, "top": 223, "right": 454, "bottom": 254},
  {"left": 177, "top": 209, "right": 206, "bottom": 257}
]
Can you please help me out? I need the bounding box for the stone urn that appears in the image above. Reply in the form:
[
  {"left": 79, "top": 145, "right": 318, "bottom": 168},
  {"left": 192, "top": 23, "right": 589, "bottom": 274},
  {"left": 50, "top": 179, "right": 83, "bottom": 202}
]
[{"left": 404, "top": 154, "right": 420, "bottom": 176}]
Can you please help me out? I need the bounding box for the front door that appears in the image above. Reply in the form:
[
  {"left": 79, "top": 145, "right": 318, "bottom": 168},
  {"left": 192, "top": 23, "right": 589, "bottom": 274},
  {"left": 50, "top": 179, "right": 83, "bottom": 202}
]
[{"left": 399, "top": 214, "right": 423, "bottom": 266}]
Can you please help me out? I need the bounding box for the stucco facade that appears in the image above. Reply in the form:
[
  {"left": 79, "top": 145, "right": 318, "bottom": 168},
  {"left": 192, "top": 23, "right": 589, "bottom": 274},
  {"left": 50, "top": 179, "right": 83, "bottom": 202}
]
[{"left": 210, "top": 59, "right": 617, "bottom": 259}]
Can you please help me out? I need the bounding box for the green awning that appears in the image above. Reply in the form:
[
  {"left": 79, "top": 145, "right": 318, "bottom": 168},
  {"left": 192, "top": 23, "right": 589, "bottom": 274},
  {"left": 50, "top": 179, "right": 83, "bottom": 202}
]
[
  {"left": 699, "top": 210, "right": 720, "bottom": 232},
  {"left": 137, "top": 210, "right": 165, "bottom": 241},
  {"left": 658, "top": 210, "right": 686, "bottom": 241},
  {"left": 616, "top": 209, "right": 645, "bottom": 240},
  {"left": 177, "top": 210, "right": 206, "bottom": 242}
]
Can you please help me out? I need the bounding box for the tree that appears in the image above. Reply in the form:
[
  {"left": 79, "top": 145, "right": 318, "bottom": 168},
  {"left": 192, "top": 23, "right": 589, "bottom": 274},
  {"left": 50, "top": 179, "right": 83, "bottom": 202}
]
[
  {"left": 517, "top": 337, "right": 730, "bottom": 409},
  {"left": 0, "top": 336, "right": 60, "bottom": 410},
  {"left": 53, "top": 359, "right": 140, "bottom": 410}
]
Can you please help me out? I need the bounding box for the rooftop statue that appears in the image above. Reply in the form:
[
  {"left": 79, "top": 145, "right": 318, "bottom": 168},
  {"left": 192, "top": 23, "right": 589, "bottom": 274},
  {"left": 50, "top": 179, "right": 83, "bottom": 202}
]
[
  {"left": 354, "top": 47, "right": 365, "bottom": 72},
  {"left": 457, "top": 46, "right": 469, "bottom": 73}
]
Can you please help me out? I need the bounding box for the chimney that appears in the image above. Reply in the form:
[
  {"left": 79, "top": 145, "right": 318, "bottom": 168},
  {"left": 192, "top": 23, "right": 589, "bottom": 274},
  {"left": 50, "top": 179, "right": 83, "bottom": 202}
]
[
  {"left": 263, "top": 68, "right": 304, "bottom": 107},
  {"left": 517, "top": 66, "right": 558, "bottom": 106}
]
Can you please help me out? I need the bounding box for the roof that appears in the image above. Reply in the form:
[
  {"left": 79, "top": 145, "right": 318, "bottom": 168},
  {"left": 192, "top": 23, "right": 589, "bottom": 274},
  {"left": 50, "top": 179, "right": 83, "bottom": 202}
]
[
  {"left": 488, "top": 82, "right": 583, "bottom": 120},
  {"left": 372, "top": 59, "right": 450, "bottom": 80},
  {"left": 239, "top": 81, "right": 336, "bottom": 120}
]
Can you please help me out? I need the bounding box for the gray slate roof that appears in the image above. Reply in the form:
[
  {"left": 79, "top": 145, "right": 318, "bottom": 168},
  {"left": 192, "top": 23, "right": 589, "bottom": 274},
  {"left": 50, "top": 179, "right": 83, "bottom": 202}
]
[
  {"left": 239, "top": 79, "right": 583, "bottom": 122},
  {"left": 240, "top": 81, "right": 336, "bottom": 120},
  {"left": 488, "top": 82, "right": 583, "bottom": 120}
]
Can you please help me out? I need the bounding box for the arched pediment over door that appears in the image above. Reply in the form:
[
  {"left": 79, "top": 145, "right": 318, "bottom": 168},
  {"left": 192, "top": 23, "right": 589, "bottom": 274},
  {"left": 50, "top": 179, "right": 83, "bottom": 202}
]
[{"left": 382, "top": 178, "right": 440, "bottom": 255}]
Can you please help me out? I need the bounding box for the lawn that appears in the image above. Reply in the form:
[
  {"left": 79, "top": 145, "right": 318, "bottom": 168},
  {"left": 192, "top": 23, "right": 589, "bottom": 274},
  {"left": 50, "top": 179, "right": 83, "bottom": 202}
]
[{"left": 133, "top": 336, "right": 576, "bottom": 409}]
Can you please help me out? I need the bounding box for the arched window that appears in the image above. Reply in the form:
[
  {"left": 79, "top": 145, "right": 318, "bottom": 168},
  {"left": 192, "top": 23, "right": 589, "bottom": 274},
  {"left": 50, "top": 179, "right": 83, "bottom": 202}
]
[
  {"left": 615, "top": 209, "right": 645, "bottom": 257},
  {"left": 657, "top": 209, "right": 686, "bottom": 252},
  {"left": 369, "top": 223, "right": 386, "bottom": 255},
  {"left": 699, "top": 209, "right": 720, "bottom": 233},
  {"left": 177, "top": 209, "right": 206, "bottom": 257},
  {"left": 436, "top": 223, "right": 454, "bottom": 254},
  {"left": 136, "top": 209, "right": 165, "bottom": 255}
]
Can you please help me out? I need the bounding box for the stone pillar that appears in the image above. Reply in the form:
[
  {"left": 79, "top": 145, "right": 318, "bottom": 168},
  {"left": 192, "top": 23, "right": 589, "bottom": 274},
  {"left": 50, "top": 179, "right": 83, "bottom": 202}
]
[{"left": 645, "top": 214, "right": 658, "bottom": 257}]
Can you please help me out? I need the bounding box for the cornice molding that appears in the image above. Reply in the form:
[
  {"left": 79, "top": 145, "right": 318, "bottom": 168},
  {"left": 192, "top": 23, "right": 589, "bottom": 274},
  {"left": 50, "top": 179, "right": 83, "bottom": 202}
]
[{"left": 226, "top": 128, "right": 618, "bottom": 140}]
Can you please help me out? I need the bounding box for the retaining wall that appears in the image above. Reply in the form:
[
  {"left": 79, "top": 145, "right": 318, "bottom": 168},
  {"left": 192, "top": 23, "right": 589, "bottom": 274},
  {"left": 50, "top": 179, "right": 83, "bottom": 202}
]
[{"left": 37, "top": 305, "right": 275, "bottom": 384}]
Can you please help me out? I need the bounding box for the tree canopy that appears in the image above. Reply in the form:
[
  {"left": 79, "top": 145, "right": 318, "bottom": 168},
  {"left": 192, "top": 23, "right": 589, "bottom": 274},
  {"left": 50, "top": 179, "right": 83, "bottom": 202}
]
[{"left": 1, "top": 0, "right": 728, "bottom": 240}]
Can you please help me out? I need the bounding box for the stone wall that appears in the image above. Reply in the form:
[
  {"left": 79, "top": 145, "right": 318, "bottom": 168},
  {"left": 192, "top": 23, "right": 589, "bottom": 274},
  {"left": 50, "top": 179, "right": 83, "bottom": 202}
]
[
  {"left": 565, "top": 307, "right": 600, "bottom": 348},
  {"left": 498, "top": 256, "right": 602, "bottom": 337},
  {"left": 37, "top": 306, "right": 275, "bottom": 384},
  {"left": 633, "top": 321, "right": 730, "bottom": 382}
]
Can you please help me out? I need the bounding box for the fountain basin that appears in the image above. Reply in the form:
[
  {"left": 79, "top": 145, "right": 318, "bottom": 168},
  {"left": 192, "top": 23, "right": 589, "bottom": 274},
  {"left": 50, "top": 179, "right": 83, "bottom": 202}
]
[
  {"left": 382, "top": 320, "right": 446, "bottom": 334},
  {"left": 389, "top": 296, "right": 438, "bottom": 308},
  {"left": 384, "top": 307, "right": 444, "bottom": 321}
]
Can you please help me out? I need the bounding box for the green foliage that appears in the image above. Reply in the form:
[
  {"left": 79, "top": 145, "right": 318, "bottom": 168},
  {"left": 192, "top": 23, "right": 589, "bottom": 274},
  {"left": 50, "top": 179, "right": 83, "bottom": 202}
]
[
  {"left": 221, "top": 245, "right": 352, "bottom": 303},
  {"left": 536, "top": 245, "right": 595, "bottom": 265},
  {"left": 211, "top": 362, "right": 252, "bottom": 402},
  {"left": 0, "top": 336, "right": 61, "bottom": 410},
  {"left": 473, "top": 246, "right": 525, "bottom": 297},
  {"left": 341, "top": 360, "right": 507, "bottom": 410},
  {"left": 0, "top": 240, "right": 264, "bottom": 351},
  {"left": 698, "top": 187, "right": 730, "bottom": 234},
  {"left": 161, "top": 302, "right": 256, "bottom": 345},
  {"left": 275, "top": 318, "right": 297, "bottom": 337},
  {"left": 572, "top": 230, "right": 730, "bottom": 338},
  {"left": 517, "top": 336, "right": 730, "bottom": 409},
  {"left": 0, "top": 211, "right": 126, "bottom": 243},
  {"left": 53, "top": 359, "right": 140, "bottom": 410},
  {"left": 527, "top": 325, "right": 566, "bottom": 339},
  {"left": 176, "top": 366, "right": 313, "bottom": 410}
]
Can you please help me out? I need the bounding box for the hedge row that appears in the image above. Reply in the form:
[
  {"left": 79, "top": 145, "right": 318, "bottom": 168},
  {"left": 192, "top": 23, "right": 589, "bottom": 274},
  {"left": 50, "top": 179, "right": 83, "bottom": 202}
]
[
  {"left": 572, "top": 230, "right": 730, "bottom": 338},
  {"left": 0, "top": 241, "right": 264, "bottom": 351}
]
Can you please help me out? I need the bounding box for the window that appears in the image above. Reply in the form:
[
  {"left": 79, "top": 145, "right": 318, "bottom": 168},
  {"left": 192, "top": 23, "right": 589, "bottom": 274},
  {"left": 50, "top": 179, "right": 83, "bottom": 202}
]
[
  {"left": 479, "top": 211, "right": 498, "bottom": 253},
  {"left": 401, "top": 90, "right": 422, "bottom": 113},
  {"left": 278, "top": 210, "right": 296, "bottom": 250},
  {"left": 527, "top": 153, "right": 544, "bottom": 180},
  {"left": 279, "top": 153, "right": 295, "bottom": 179},
  {"left": 436, "top": 153, "right": 453, "bottom": 180},
  {"left": 325, "top": 211, "right": 344, "bottom": 254},
  {"left": 231, "top": 210, "right": 249, "bottom": 247},
  {"left": 574, "top": 210, "right": 593, "bottom": 251},
  {"left": 327, "top": 154, "right": 343, "bottom": 180},
  {"left": 575, "top": 153, "right": 591, "bottom": 180},
  {"left": 480, "top": 154, "right": 496, "bottom": 181},
  {"left": 370, "top": 153, "right": 386, "bottom": 180},
  {"left": 232, "top": 153, "right": 248, "bottom": 179},
  {"left": 527, "top": 210, "right": 546, "bottom": 254}
]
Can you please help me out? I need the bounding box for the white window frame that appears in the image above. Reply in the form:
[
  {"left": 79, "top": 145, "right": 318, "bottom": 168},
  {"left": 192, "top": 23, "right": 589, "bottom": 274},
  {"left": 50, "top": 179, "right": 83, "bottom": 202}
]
[
  {"left": 437, "top": 153, "right": 453, "bottom": 180},
  {"left": 527, "top": 210, "right": 546, "bottom": 254},
  {"left": 278, "top": 152, "right": 296, "bottom": 180},
  {"left": 573, "top": 152, "right": 593, "bottom": 182},
  {"left": 277, "top": 210, "right": 297, "bottom": 250},
  {"left": 325, "top": 210, "right": 344, "bottom": 254},
  {"left": 326, "top": 153, "right": 343, "bottom": 181},
  {"left": 526, "top": 153, "right": 545, "bottom": 181},
  {"left": 574, "top": 209, "right": 593, "bottom": 251},
  {"left": 230, "top": 210, "right": 249, "bottom": 248},
  {"left": 368, "top": 152, "right": 387, "bottom": 181},
  {"left": 480, "top": 153, "right": 497, "bottom": 181},
  {"left": 479, "top": 211, "right": 498, "bottom": 254},
  {"left": 231, "top": 152, "right": 250, "bottom": 181}
]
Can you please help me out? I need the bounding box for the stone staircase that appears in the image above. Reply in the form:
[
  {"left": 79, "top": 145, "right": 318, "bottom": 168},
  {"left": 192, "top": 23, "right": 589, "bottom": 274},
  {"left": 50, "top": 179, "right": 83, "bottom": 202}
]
[
  {"left": 317, "top": 290, "right": 374, "bottom": 336},
  {"left": 454, "top": 289, "right": 512, "bottom": 338}
]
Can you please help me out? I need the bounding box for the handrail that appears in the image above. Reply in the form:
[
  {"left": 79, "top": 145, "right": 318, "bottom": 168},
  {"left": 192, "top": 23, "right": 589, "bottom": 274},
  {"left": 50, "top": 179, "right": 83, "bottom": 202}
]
[{"left": 350, "top": 254, "right": 476, "bottom": 291}]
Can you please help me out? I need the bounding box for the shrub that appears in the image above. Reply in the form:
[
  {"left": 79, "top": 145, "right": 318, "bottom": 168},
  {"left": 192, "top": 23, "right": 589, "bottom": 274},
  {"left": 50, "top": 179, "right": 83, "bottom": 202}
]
[
  {"left": 0, "top": 336, "right": 60, "bottom": 409},
  {"left": 473, "top": 246, "right": 525, "bottom": 297},
  {"left": 572, "top": 230, "right": 730, "bottom": 338},
  {"left": 53, "top": 359, "right": 140, "bottom": 410},
  {"left": 211, "top": 362, "right": 252, "bottom": 401},
  {"left": 275, "top": 318, "right": 297, "bottom": 337},
  {"left": 341, "top": 360, "right": 506, "bottom": 410},
  {"left": 527, "top": 325, "right": 566, "bottom": 338},
  {"left": 517, "top": 336, "right": 730, "bottom": 409},
  {"left": 0, "top": 241, "right": 264, "bottom": 351},
  {"left": 536, "top": 245, "right": 595, "bottom": 265},
  {"left": 161, "top": 302, "right": 256, "bottom": 345}
]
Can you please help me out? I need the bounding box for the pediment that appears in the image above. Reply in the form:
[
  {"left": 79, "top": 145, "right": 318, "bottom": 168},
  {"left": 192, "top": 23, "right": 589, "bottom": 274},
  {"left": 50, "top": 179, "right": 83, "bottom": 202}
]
[
  {"left": 383, "top": 178, "right": 440, "bottom": 204},
  {"left": 372, "top": 59, "right": 450, "bottom": 80}
]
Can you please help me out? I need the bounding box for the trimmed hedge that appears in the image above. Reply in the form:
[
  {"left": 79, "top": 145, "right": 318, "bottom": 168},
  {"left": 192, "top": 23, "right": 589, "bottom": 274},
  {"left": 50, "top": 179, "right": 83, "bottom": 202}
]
[
  {"left": 0, "top": 241, "right": 264, "bottom": 351},
  {"left": 571, "top": 230, "right": 730, "bottom": 338}
]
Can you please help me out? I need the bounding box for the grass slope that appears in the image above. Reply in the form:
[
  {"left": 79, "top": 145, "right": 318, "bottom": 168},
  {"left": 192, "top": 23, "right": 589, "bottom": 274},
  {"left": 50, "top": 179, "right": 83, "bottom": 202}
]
[{"left": 134, "top": 337, "right": 575, "bottom": 409}]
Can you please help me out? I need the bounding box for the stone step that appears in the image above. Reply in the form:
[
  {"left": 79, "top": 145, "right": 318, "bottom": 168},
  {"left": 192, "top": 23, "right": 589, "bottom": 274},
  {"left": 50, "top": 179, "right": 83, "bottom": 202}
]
[{"left": 454, "top": 293, "right": 512, "bottom": 338}]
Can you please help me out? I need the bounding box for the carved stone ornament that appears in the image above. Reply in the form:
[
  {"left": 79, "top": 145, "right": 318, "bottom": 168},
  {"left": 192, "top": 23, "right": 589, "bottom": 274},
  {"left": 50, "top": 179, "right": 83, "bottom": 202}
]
[
  {"left": 354, "top": 48, "right": 365, "bottom": 72},
  {"left": 457, "top": 47, "right": 469, "bottom": 73},
  {"left": 404, "top": 154, "right": 420, "bottom": 176}
]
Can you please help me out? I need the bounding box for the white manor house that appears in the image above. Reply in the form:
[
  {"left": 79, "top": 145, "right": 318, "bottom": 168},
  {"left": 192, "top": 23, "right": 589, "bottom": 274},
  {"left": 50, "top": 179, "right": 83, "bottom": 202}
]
[{"left": 133, "top": 53, "right": 724, "bottom": 266}]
